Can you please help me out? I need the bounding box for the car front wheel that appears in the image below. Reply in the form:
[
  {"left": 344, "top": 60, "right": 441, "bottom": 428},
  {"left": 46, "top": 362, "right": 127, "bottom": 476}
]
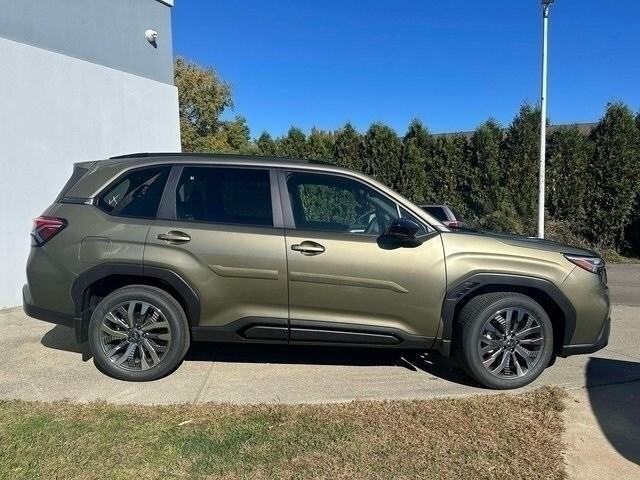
[{"left": 456, "top": 292, "right": 554, "bottom": 390}]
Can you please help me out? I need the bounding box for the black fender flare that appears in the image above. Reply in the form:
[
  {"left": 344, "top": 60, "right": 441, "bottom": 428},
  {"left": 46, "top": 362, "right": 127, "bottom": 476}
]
[
  {"left": 436, "top": 273, "right": 576, "bottom": 356},
  {"left": 71, "top": 263, "right": 201, "bottom": 327}
]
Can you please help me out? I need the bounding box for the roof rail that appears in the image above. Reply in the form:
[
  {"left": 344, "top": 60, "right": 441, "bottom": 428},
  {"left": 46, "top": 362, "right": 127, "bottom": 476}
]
[
  {"left": 109, "top": 152, "right": 176, "bottom": 159},
  {"left": 108, "top": 152, "right": 335, "bottom": 165}
]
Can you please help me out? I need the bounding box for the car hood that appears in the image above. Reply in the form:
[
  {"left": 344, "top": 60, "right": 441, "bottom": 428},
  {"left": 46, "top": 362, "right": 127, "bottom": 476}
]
[{"left": 448, "top": 229, "right": 599, "bottom": 257}]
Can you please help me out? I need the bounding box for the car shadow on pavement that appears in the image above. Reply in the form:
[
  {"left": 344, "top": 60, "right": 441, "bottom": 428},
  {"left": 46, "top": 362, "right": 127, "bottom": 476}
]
[
  {"left": 39, "top": 325, "right": 478, "bottom": 387},
  {"left": 586, "top": 357, "right": 640, "bottom": 466},
  {"left": 40, "top": 325, "right": 92, "bottom": 361},
  {"left": 185, "top": 342, "right": 479, "bottom": 387}
]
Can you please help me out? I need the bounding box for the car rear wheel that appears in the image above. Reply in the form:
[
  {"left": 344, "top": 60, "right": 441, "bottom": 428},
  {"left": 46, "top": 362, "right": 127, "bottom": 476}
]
[
  {"left": 456, "top": 292, "right": 553, "bottom": 390},
  {"left": 88, "top": 285, "right": 190, "bottom": 381}
]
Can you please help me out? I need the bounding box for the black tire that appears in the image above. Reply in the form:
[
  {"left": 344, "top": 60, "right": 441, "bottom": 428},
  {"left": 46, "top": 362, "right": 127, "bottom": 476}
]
[
  {"left": 455, "top": 292, "right": 553, "bottom": 390},
  {"left": 88, "top": 285, "right": 190, "bottom": 381}
]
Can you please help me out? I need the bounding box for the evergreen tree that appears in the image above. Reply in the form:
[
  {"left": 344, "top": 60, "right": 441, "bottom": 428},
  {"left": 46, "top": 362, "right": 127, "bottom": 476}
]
[
  {"left": 427, "top": 135, "right": 468, "bottom": 214},
  {"left": 546, "top": 126, "right": 591, "bottom": 225},
  {"left": 218, "top": 116, "right": 252, "bottom": 153},
  {"left": 305, "top": 128, "right": 335, "bottom": 161},
  {"left": 587, "top": 103, "right": 640, "bottom": 247},
  {"left": 398, "top": 120, "right": 430, "bottom": 202},
  {"left": 333, "top": 123, "right": 364, "bottom": 172},
  {"left": 256, "top": 132, "right": 279, "bottom": 156},
  {"left": 362, "top": 123, "right": 402, "bottom": 189},
  {"left": 469, "top": 119, "right": 504, "bottom": 217},
  {"left": 280, "top": 127, "right": 307, "bottom": 158},
  {"left": 502, "top": 105, "right": 542, "bottom": 233}
]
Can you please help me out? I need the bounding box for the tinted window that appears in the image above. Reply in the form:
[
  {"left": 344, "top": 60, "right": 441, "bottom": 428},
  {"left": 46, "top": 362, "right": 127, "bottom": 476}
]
[
  {"left": 176, "top": 167, "right": 273, "bottom": 226},
  {"left": 97, "top": 167, "right": 170, "bottom": 218},
  {"left": 423, "top": 206, "right": 448, "bottom": 221},
  {"left": 286, "top": 172, "right": 398, "bottom": 234}
]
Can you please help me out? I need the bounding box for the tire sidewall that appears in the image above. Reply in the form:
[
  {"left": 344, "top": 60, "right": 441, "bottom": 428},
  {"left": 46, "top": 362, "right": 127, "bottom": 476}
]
[
  {"left": 88, "top": 286, "right": 189, "bottom": 382},
  {"left": 461, "top": 295, "right": 554, "bottom": 390}
]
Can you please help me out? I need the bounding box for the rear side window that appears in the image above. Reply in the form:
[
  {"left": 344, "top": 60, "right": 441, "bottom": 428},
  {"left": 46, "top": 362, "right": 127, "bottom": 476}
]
[
  {"left": 97, "top": 167, "right": 170, "bottom": 218},
  {"left": 176, "top": 167, "right": 273, "bottom": 226},
  {"left": 423, "top": 206, "right": 448, "bottom": 221}
]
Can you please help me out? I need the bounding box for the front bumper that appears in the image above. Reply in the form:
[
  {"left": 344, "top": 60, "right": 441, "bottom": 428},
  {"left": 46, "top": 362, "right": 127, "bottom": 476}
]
[{"left": 559, "top": 316, "right": 610, "bottom": 357}]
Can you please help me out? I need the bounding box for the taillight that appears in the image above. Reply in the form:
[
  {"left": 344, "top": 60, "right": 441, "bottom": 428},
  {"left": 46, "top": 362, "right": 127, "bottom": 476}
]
[
  {"left": 31, "top": 216, "right": 67, "bottom": 246},
  {"left": 444, "top": 220, "right": 462, "bottom": 229}
]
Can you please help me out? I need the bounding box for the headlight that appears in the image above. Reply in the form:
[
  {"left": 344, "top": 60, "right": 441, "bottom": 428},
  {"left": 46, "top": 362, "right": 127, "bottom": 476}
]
[{"left": 564, "top": 254, "right": 605, "bottom": 274}]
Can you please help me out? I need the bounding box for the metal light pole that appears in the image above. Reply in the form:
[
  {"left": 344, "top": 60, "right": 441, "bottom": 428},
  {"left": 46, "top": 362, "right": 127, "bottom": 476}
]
[{"left": 537, "top": 0, "right": 553, "bottom": 239}]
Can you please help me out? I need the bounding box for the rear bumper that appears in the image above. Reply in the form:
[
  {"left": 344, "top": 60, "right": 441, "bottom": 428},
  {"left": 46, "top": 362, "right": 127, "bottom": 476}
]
[
  {"left": 22, "top": 284, "right": 74, "bottom": 328},
  {"left": 559, "top": 316, "right": 610, "bottom": 357}
]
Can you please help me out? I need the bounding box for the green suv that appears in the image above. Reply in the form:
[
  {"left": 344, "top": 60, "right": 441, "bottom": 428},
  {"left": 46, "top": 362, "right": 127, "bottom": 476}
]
[{"left": 24, "top": 153, "right": 610, "bottom": 389}]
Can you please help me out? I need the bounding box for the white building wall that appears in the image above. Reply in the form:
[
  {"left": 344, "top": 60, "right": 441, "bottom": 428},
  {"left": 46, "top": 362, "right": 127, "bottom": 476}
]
[{"left": 0, "top": 37, "right": 181, "bottom": 308}]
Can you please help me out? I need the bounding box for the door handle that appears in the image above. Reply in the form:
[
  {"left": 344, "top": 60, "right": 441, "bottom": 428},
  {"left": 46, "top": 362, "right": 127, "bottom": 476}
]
[
  {"left": 291, "top": 241, "right": 325, "bottom": 256},
  {"left": 157, "top": 231, "right": 191, "bottom": 244}
]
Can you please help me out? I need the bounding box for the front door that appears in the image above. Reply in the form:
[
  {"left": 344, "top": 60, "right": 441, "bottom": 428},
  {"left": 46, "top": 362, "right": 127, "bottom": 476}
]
[
  {"left": 280, "top": 170, "right": 446, "bottom": 345},
  {"left": 144, "top": 165, "right": 288, "bottom": 337}
]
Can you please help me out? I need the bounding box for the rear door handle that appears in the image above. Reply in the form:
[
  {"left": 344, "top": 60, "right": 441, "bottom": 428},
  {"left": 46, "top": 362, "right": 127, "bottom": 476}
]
[
  {"left": 291, "top": 241, "right": 325, "bottom": 256},
  {"left": 157, "top": 231, "right": 191, "bottom": 244}
]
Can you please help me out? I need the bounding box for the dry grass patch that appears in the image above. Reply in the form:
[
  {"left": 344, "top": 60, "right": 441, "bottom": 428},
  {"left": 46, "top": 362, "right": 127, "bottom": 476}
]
[{"left": 0, "top": 387, "right": 566, "bottom": 480}]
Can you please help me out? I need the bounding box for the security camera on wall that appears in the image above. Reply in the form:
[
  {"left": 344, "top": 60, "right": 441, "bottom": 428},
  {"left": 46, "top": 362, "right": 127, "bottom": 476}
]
[{"left": 145, "top": 29, "right": 158, "bottom": 46}]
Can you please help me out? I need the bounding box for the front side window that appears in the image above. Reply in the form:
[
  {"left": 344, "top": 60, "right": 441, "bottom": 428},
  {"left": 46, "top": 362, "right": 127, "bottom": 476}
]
[
  {"left": 286, "top": 172, "right": 399, "bottom": 234},
  {"left": 97, "top": 166, "right": 170, "bottom": 218},
  {"left": 176, "top": 167, "right": 273, "bottom": 226}
]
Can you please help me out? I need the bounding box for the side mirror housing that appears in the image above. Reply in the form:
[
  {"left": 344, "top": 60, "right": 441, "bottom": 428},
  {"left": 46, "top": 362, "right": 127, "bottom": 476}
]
[{"left": 378, "top": 218, "right": 423, "bottom": 249}]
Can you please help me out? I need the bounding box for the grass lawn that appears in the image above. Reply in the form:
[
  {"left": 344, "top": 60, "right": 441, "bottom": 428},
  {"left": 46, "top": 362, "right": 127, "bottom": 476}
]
[{"left": 0, "top": 387, "right": 566, "bottom": 480}]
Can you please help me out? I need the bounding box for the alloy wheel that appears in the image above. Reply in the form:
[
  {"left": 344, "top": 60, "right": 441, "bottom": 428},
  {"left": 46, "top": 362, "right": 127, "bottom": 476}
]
[
  {"left": 477, "top": 307, "right": 545, "bottom": 379},
  {"left": 99, "top": 300, "right": 172, "bottom": 371}
]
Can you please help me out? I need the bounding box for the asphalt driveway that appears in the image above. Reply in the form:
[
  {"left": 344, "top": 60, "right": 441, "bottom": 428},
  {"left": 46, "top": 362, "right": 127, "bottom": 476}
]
[{"left": 0, "top": 264, "right": 638, "bottom": 405}]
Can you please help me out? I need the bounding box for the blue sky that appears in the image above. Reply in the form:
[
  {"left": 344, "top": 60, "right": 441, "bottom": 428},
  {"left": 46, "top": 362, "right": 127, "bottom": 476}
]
[{"left": 172, "top": 1, "right": 640, "bottom": 137}]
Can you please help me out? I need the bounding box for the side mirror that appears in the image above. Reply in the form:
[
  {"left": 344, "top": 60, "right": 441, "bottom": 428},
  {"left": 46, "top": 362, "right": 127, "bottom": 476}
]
[{"left": 378, "top": 218, "right": 423, "bottom": 249}]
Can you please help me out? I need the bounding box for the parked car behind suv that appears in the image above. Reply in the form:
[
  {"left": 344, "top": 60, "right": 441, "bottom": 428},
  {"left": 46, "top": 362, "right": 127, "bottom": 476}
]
[
  {"left": 24, "top": 153, "right": 611, "bottom": 389},
  {"left": 421, "top": 204, "right": 466, "bottom": 229}
]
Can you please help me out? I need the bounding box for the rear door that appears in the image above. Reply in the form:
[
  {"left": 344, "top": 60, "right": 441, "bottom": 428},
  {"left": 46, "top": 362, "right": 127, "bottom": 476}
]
[
  {"left": 144, "top": 165, "right": 288, "bottom": 338},
  {"left": 280, "top": 169, "right": 446, "bottom": 345}
]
